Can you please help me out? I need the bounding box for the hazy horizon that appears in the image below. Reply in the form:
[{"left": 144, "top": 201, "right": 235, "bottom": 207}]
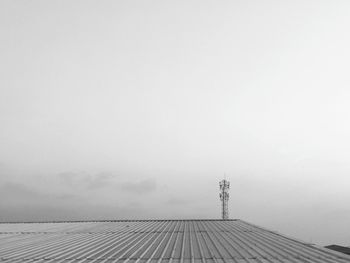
[{"left": 1, "top": 1, "right": 350, "bottom": 246}]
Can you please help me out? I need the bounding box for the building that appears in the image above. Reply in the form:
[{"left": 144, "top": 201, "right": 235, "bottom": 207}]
[{"left": 1, "top": 219, "right": 349, "bottom": 263}]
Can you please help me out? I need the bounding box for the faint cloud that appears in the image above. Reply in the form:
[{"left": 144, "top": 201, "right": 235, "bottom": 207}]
[
  {"left": 0, "top": 182, "right": 45, "bottom": 203},
  {"left": 58, "top": 193, "right": 79, "bottom": 200},
  {"left": 166, "top": 197, "right": 188, "bottom": 206},
  {"left": 0, "top": 182, "right": 79, "bottom": 205},
  {"left": 57, "top": 171, "right": 118, "bottom": 190},
  {"left": 120, "top": 179, "right": 157, "bottom": 194},
  {"left": 0, "top": 179, "right": 157, "bottom": 222},
  {"left": 87, "top": 172, "right": 116, "bottom": 190},
  {"left": 0, "top": 202, "right": 153, "bottom": 222},
  {"left": 57, "top": 171, "right": 86, "bottom": 186}
]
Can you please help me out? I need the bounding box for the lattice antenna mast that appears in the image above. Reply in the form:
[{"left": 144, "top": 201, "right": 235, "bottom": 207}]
[{"left": 219, "top": 179, "right": 230, "bottom": 220}]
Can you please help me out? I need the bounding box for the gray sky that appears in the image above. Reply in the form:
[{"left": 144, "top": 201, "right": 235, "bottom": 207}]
[{"left": 1, "top": 0, "right": 350, "bottom": 246}]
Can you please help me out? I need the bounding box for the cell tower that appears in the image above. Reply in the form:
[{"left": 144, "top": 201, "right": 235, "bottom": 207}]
[{"left": 219, "top": 179, "right": 230, "bottom": 220}]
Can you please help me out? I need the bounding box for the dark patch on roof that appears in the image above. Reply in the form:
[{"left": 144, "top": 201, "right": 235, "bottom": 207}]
[{"left": 325, "top": 245, "right": 350, "bottom": 255}]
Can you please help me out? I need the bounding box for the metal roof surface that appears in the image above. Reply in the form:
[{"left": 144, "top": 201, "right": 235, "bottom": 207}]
[{"left": 0, "top": 219, "right": 349, "bottom": 263}]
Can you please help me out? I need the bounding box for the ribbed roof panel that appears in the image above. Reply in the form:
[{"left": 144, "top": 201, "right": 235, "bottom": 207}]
[{"left": 0, "top": 220, "right": 349, "bottom": 263}]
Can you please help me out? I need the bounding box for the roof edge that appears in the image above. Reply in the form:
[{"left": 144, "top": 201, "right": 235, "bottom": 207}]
[{"left": 0, "top": 219, "right": 238, "bottom": 224}]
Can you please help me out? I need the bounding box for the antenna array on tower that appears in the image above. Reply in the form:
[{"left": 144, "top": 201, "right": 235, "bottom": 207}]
[{"left": 219, "top": 179, "right": 230, "bottom": 220}]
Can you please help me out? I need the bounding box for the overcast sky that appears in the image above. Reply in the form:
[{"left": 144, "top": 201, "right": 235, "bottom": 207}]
[{"left": 1, "top": 1, "right": 350, "bottom": 246}]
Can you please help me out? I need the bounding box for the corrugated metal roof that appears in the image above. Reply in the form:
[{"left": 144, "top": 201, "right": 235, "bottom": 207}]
[{"left": 0, "top": 219, "right": 349, "bottom": 263}]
